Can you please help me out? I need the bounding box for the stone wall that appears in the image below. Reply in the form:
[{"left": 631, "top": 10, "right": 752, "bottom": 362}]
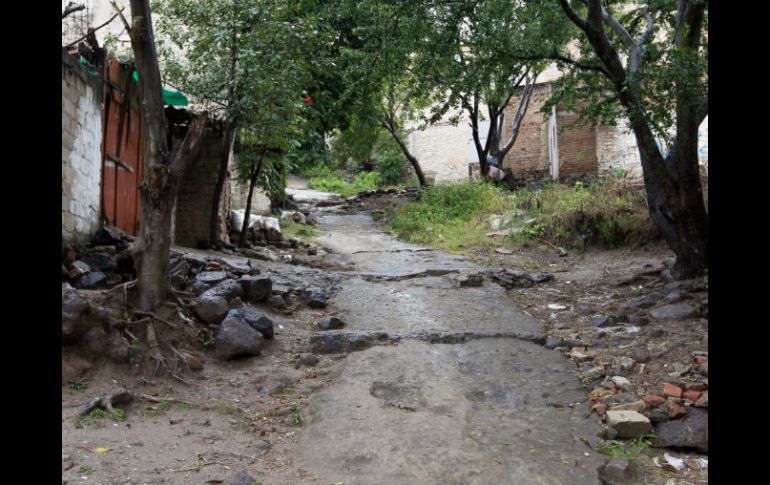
[
  {"left": 62, "top": 48, "right": 103, "bottom": 244},
  {"left": 408, "top": 121, "right": 471, "bottom": 183}
]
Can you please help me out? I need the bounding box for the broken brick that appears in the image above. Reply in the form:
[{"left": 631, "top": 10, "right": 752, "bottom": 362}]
[
  {"left": 662, "top": 382, "right": 682, "bottom": 398},
  {"left": 643, "top": 394, "right": 666, "bottom": 407},
  {"left": 682, "top": 390, "right": 702, "bottom": 402}
]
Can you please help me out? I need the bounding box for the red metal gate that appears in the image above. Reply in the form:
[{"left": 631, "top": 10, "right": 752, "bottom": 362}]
[{"left": 101, "top": 58, "right": 144, "bottom": 236}]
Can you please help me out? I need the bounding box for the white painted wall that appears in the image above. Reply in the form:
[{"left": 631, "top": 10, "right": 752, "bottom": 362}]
[{"left": 62, "top": 52, "right": 103, "bottom": 243}]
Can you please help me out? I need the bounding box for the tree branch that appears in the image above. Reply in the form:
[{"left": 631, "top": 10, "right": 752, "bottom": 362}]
[
  {"left": 112, "top": 1, "right": 132, "bottom": 35},
  {"left": 65, "top": 12, "right": 121, "bottom": 47},
  {"left": 62, "top": 2, "right": 85, "bottom": 19},
  {"left": 557, "top": 0, "right": 588, "bottom": 31}
]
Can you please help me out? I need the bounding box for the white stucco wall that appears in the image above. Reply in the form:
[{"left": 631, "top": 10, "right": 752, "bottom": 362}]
[{"left": 62, "top": 51, "right": 103, "bottom": 243}]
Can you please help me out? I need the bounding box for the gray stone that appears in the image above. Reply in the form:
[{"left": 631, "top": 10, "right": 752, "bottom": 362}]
[
  {"left": 653, "top": 408, "right": 708, "bottom": 452},
  {"left": 237, "top": 307, "right": 274, "bottom": 339},
  {"left": 599, "top": 426, "right": 618, "bottom": 440},
  {"left": 610, "top": 376, "right": 632, "bottom": 391},
  {"left": 648, "top": 328, "right": 665, "bottom": 338},
  {"left": 630, "top": 298, "right": 656, "bottom": 309},
  {"left": 62, "top": 287, "right": 91, "bottom": 345},
  {"left": 600, "top": 456, "right": 639, "bottom": 485},
  {"left": 196, "top": 271, "right": 228, "bottom": 285},
  {"left": 105, "top": 331, "right": 130, "bottom": 362},
  {"left": 83, "top": 326, "right": 107, "bottom": 355},
  {"left": 92, "top": 225, "right": 128, "bottom": 246},
  {"left": 271, "top": 295, "right": 287, "bottom": 309},
  {"left": 582, "top": 366, "right": 605, "bottom": 381},
  {"left": 648, "top": 410, "right": 669, "bottom": 424},
  {"left": 68, "top": 260, "right": 91, "bottom": 278},
  {"left": 608, "top": 400, "right": 646, "bottom": 413},
  {"left": 649, "top": 303, "right": 699, "bottom": 320},
  {"left": 74, "top": 271, "right": 107, "bottom": 289},
  {"left": 296, "top": 353, "right": 319, "bottom": 368},
  {"left": 308, "top": 292, "right": 328, "bottom": 309},
  {"left": 605, "top": 410, "right": 652, "bottom": 438},
  {"left": 241, "top": 275, "right": 272, "bottom": 302},
  {"left": 632, "top": 347, "right": 651, "bottom": 363},
  {"left": 193, "top": 295, "right": 229, "bottom": 324},
  {"left": 215, "top": 311, "right": 265, "bottom": 360},
  {"left": 627, "top": 314, "right": 650, "bottom": 326},
  {"left": 545, "top": 337, "right": 566, "bottom": 349},
  {"left": 191, "top": 280, "right": 210, "bottom": 296},
  {"left": 81, "top": 252, "right": 117, "bottom": 272},
  {"left": 592, "top": 316, "right": 618, "bottom": 328},
  {"left": 225, "top": 471, "right": 259, "bottom": 485},
  {"left": 318, "top": 316, "right": 345, "bottom": 331},
  {"left": 241, "top": 247, "right": 279, "bottom": 262},
  {"left": 664, "top": 290, "right": 690, "bottom": 303},
  {"left": 201, "top": 279, "right": 244, "bottom": 302},
  {"left": 529, "top": 272, "right": 555, "bottom": 283},
  {"left": 614, "top": 357, "right": 636, "bottom": 371}
]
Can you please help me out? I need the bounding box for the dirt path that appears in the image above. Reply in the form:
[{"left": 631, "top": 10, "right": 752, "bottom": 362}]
[
  {"left": 62, "top": 188, "right": 611, "bottom": 485},
  {"left": 290, "top": 211, "right": 605, "bottom": 484}
]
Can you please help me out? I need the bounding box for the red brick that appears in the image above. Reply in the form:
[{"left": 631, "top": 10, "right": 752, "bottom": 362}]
[
  {"left": 643, "top": 394, "right": 666, "bottom": 407},
  {"left": 694, "top": 391, "right": 708, "bottom": 408},
  {"left": 682, "top": 390, "right": 702, "bottom": 402},
  {"left": 662, "top": 383, "right": 683, "bottom": 398},
  {"left": 667, "top": 402, "right": 687, "bottom": 419}
]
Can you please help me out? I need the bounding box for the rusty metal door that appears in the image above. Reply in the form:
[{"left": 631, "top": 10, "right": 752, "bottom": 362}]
[{"left": 101, "top": 58, "right": 144, "bottom": 236}]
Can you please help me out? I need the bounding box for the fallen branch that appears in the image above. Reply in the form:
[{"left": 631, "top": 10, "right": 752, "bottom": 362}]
[
  {"left": 80, "top": 388, "right": 134, "bottom": 416},
  {"left": 169, "top": 459, "right": 230, "bottom": 473},
  {"left": 539, "top": 237, "right": 568, "bottom": 256}
]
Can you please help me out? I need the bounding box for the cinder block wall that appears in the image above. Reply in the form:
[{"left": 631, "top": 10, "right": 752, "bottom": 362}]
[{"left": 62, "top": 49, "right": 103, "bottom": 244}]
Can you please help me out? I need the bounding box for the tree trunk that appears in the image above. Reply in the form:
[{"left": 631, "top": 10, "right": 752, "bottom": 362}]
[
  {"left": 383, "top": 113, "right": 427, "bottom": 186},
  {"left": 129, "top": 0, "right": 208, "bottom": 311},
  {"left": 238, "top": 151, "right": 266, "bottom": 248}
]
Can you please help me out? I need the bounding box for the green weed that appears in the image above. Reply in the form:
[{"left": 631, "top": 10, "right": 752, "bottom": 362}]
[{"left": 596, "top": 437, "right": 652, "bottom": 463}]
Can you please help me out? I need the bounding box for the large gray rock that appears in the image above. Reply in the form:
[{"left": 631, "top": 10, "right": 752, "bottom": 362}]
[
  {"left": 653, "top": 408, "right": 708, "bottom": 452},
  {"left": 193, "top": 295, "right": 229, "bottom": 324},
  {"left": 201, "top": 279, "right": 244, "bottom": 301},
  {"left": 215, "top": 311, "right": 265, "bottom": 360},
  {"left": 81, "top": 252, "right": 117, "bottom": 272},
  {"left": 237, "top": 306, "right": 274, "bottom": 339},
  {"left": 605, "top": 410, "right": 652, "bottom": 438},
  {"left": 92, "top": 225, "right": 128, "bottom": 246},
  {"left": 62, "top": 287, "right": 91, "bottom": 345},
  {"left": 240, "top": 275, "right": 272, "bottom": 302},
  {"left": 649, "top": 303, "right": 699, "bottom": 320},
  {"left": 196, "top": 271, "right": 228, "bottom": 285},
  {"left": 318, "top": 316, "right": 345, "bottom": 331},
  {"left": 74, "top": 271, "right": 107, "bottom": 289}
]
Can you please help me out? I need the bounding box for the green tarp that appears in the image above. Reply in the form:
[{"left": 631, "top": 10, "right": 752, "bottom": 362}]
[{"left": 132, "top": 71, "right": 189, "bottom": 106}]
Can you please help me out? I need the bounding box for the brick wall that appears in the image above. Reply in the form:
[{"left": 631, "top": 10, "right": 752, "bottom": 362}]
[
  {"left": 62, "top": 48, "right": 103, "bottom": 244},
  {"left": 502, "top": 84, "right": 552, "bottom": 176},
  {"left": 556, "top": 107, "right": 598, "bottom": 176},
  {"left": 174, "top": 127, "right": 230, "bottom": 247}
]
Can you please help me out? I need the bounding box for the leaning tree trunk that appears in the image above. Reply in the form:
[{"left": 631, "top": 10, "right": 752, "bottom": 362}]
[
  {"left": 130, "top": 0, "right": 208, "bottom": 311},
  {"left": 383, "top": 113, "right": 427, "bottom": 186},
  {"left": 238, "top": 151, "right": 266, "bottom": 248}
]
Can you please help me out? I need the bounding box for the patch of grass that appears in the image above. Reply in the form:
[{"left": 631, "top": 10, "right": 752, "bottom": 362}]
[
  {"left": 596, "top": 437, "right": 651, "bottom": 463},
  {"left": 141, "top": 409, "right": 159, "bottom": 418},
  {"left": 388, "top": 178, "right": 658, "bottom": 255},
  {"left": 69, "top": 379, "right": 88, "bottom": 392},
  {"left": 281, "top": 219, "right": 321, "bottom": 242},
  {"left": 158, "top": 400, "right": 172, "bottom": 411},
  {"left": 79, "top": 465, "right": 94, "bottom": 474},
  {"left": 308, "top": 170, "right": 381, "bottom": 197},
  {"left": 218, "top": 404, "right": 239, "bottom": 415},
  {"left": 73, "top": 409, "right": 125, "bottom": 428},
  {"left": 281, "top": 387, "right": 296, "bottom": 396},
  {"left": 288, "top": 403, "right": 302, "bottom": 426}
]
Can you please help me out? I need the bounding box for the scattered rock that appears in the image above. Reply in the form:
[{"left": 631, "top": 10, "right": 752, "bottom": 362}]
[
  {"left": 662, "top": 383, "right": 682, "bottom": 398},
  {"left": 605, "top": 410, "right": 652, "bottom": 438},
  {"left": 609, "top": 400, "right": 646, "bottom": 413},
  {"left": 643, "top": 395, "right": 666, "bottom": 408},
  {"left": 685, "top": 382, "right": 707, "bottom": 392},
  {"left": 582, "top": 366, "right": 605, "bottom": 381},
  {"left": 225, "top": 471, "right": 259, "bottom": 485},
  {"left": 81, "top": 252, "right": 117, "bottom": 272},
  {"left": 545, "top": 337, "right": 566, "bottom": 349},
  {"left": 613, "top": 357, "right": 635, "bottom": 372},
  {"left": 599, "top": 426, "right": 618, "bottom": 440},
  {"left": 73, "top": 271, "right": 107, "bottom": 289},
  {"left": 92, "top": 225, "right": 128, "bottom": 246},
  {"left": 632, "top": 347, "right": 651, "bottom": 363},
  {"left": 318, "top": 316, "right": 345, "bottom": 331},
  {"left": 215, "top": 311, "right": 265, "bottom": 360},
  {"left": 105, "top": 330, "right": 130, "bottom": 362},
  {"left": 201, "top": 279, "right": 244, "bottom": 302},
  {"left": 237, "top": 306, "right": 275, "bottom": 339},
  {"left": 62, "top": 287, "right": 92, "bottom": 345},
  {"left": 241, "top": 247, "right": 279, "bottom": 262},
  {"left": 83, "top": 326, "right": 107, "bottom": 355},
  {"left": 648, "top": 328, "right": 665, "bottom": 338},
  {"left": 191, "top": 280, "right": 210, "bottom": 296},
  {"left": 295, "top": 353, "right": 319, "bottom": 369},
  {"left": 592, "top": 316, "right": 618, "bottom": 328},
  {"left": 196, "top": 271, "right": 228, "bottom": 285},
  {"left": 649, "top": 303, "right": 699, "bottom": 320},
  {"left": 193, "top": 295, "right": 230, "bottom": 324},
  {"left": 630, "top": 298, "right": 656, "bottom": 309},
  {"left": 664, "top": 290, "right": 690, "bottom": 303},
  {"left": 694, "top": 392, "right": 708, "bottom": 408},
  {"left": 270, "top": 295, "right": 287, "bottom": 309},
  {"left": 610, "top": 376, "right": 632, "bottom": 391},
  {"left": 653, "top": 408, "right": 708, "bottom": 452},
  {"left": 666, "top": 401, "right": 687, "bottom": 419},
  {"left": 627, "top": 314, "right": 650, "bottom": 326},
  {"left": 570, "top": 350, "right": 595, "bottom": 363},
  {"left": 238, "top": 275, "right": 271, "bottom": 303},
  {"left": 308, "top": 292, "right": 328, "bottom": 309},
  {"left": 600, "top": 456, "right": 640, "bottom": 485}
]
